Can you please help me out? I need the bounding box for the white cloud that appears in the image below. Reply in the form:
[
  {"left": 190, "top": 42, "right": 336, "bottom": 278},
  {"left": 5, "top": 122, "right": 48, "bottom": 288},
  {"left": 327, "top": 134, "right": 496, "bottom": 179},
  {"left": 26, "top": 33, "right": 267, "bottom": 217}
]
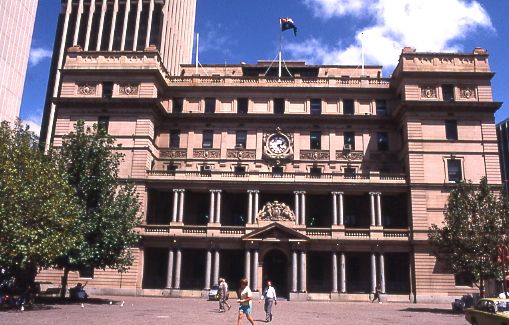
[
  {"left": 21, "top": 114, "right": 42, "bottom": 136},
  {"left": 290, "top": 0, "right": 493, "bottom": 69},
  {"left": 29, "top": 47, "right": 52, "bottom": 67}
]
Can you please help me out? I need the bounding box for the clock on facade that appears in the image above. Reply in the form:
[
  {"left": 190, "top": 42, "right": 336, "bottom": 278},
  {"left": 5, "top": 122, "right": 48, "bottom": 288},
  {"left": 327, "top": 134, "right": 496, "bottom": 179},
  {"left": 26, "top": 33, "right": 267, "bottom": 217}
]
[{"left": 262, "top": 128, "right": 294, "bottom": 165}]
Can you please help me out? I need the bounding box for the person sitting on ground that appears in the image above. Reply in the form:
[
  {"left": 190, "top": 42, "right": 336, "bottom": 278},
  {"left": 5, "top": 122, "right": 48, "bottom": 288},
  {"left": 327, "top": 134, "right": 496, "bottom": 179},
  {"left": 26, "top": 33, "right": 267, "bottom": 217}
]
[{"left": 71, "top": 282, "right": 88, "bottom": 300}]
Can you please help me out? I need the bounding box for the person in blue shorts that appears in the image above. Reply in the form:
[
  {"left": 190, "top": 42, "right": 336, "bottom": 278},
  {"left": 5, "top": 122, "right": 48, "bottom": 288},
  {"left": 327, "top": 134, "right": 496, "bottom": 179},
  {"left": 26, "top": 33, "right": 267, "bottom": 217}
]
[{"left": 237, "top": 278, "right": 256, "bottom": 325}]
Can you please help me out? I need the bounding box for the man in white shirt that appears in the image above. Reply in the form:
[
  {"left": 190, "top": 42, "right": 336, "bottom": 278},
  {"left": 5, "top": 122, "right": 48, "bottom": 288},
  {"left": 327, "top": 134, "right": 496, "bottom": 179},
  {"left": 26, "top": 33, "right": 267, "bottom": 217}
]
[{"left": 260, "top": 280, "right": 277, "bottom": 322}]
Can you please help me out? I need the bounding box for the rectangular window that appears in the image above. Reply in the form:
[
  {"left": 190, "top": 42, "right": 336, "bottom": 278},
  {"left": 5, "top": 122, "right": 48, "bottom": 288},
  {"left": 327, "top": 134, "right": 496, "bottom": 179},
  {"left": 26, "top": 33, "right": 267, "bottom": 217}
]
[
  {"left": 173, "top": 98, "right": 183, "bottom": 113},
  {"left": 236, "top": 131, "right": 247, "bottom": 148},
  {"left": 344, "top": 131, "right": 355, "bottom": 150},
  {"left": 377, "top": 132, "right": 389, "bottom": 151},
  {"left": 454, "top": 272, "right": 473, "bottom": 286},
  {"left": 344, "top": 166, "right": 356, "bottom": 178},
  {"left": 310, "top": 98, "right": 321, "bottom": 115},
  {"left": 376, "top": 100, "right": 387, "bottom": 116},
  {"left": 343, "top": 99, "right": 354, "bottom": 115},
  {"left": 98, "top": 116, "right": 109, "bottom": 133},
  {"left": 274, "top": 98, "right": 285, "bottom": 114},
  {"left": 166, "top": 163, "right": 177, "bottom": 175},
  {"left": 310, "top": 131, "right": 321, "bottom": 150},
  {"left": 445, "top": 120, "right": 458, "bottom": 140},
  {"left": 272, "top": 166, "right": 284, "bottom": 177},
  {"left": 78, "top": 266, "right": 94, "bottom": 279},
  {"left": 102, "top": 82, "right": 113, "bottom": 99},
  {"left": 442, "top": 84, "right": 455, "bottom": 102},
  {"left": 205, "top": 98, "right": 216, "bottom": 113},
  {"left": 202, "top": 130, "right": 213, "bottom": 148},
  {"left": 237, "top": 98, "right": 248, "bottom": 114},
  {"left": 309, "top": 166, "right": 322, "bottom": 177},
  {"left": 170, "top": 130, "right": 180, "bottom": 148},
  {"left": 234, "top": 165, "right": 246, "bottom": 175},
  {"left": 448, "top": 159, "right": 462, "bottom": 182}
]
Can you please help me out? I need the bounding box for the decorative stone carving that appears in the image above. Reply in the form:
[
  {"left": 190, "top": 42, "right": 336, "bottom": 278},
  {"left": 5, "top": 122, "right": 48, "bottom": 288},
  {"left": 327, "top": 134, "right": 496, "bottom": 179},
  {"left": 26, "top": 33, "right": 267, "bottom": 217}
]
[
  {"left": 438, "top": 57, "right": 454, "bottom": 65},
  {"left": 256, "top": 201, "right": 296, "bottom": 222},
  {"left": 336, "top": 150, "right": 364, "bottom": 161},
  {"left": 160, "top": 149, "right": 187, "bottom": 159},
  {"left": 460, "top": 86, "right": 477, "bottom": 99},
  {"left": 193, "top": 149, "right": 220, "bottom": 159},
  {"left": 227, "top": 149, "right": 256, "bottom": 160},
  {"left": 262, "top": 127, "right": 294, "bottom": 166},
  {"left": 119, "top": 83, "right": 139, "bottom": 96},
  {"left": 420, "top": 86, "right": 437, "bottom": 99},
  {"left": 77, "top": 83, "right": 97, "bottom": 95},
  {"left": 300, "top": 150, "right": 330, "bottom": 160}
]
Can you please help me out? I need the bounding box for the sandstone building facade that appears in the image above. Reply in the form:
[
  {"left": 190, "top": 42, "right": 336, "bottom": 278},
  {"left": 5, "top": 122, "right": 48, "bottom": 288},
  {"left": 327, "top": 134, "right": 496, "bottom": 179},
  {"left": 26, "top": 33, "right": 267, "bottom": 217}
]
[{"left": 37, "top": 1, "right": 502, "bottom": 304}]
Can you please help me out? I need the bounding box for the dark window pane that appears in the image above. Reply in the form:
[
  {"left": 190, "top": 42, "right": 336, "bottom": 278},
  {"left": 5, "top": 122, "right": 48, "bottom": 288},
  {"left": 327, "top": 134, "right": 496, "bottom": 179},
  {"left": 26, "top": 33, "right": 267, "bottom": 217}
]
[
  {"left": 376, "top": 100, "right": 387, "bottom": 116},
  {"left": 98, "top": 116, "right": 109, "bottom": 133},
  {"left": 445, "top": 120, "right": 458, "bottom": 140},
  {"left": 238, "top": 98, "right": 248, "bottom": 114},
  {"left": 443, "top": 84, "right": 455, "bottom": 102},
  {"left": 236, "top": 131, "right": 247, "bottom": 148},
  {"left": 102, "top": 82, "right": 113, "bottom": 99},
  {"left": 170, "top": 130, "right": 180, "bottom": 148},
  {"left": 205, "top": 98, "right": 216, "bottom": 113},
  {"left": 343, "top": 99, "right": 354, "bottom": 115},
  {"left": 166, "top": 164, "right": 177, "bottom": 175},
  {"left": 310, "top": 166, "right": 322, "bottom": 177},
  {"left": 310, "top": 99, "right": 321, "bottom": 115},
  {"left": 455, "top": 272, "right": 473, "bottom": 286},
  {"left": 202, "top": 130, "right": 213, "bottom": 148},
  {"left": 79, "top": 266, "right": 94, "bottom": 279},
  {"left": 173, "top": 98, "right": 183, "bottom": 113},
  {"left": 448, "top": 159, "right": 462, "bottom": 182},
  {"left": 377, "top": 132, "right": 389, "bottom": 151},
  {"left": 272, "top": 166, "right": 284, "bottom": 177},
  {"left": 344, "top": 131, "right": 355, "bottom": 150},
  {"left": 234, "top": 165, "right": 246, "bottom": 175},
  {"left": 274, "top": 98, "right": 285, "bottom": 114},
  {"left": 344, "top": 167, "right": 356, "bottom": 178},
  {"left": 310, "top": 131, "right": 321, "bottom": 150}
]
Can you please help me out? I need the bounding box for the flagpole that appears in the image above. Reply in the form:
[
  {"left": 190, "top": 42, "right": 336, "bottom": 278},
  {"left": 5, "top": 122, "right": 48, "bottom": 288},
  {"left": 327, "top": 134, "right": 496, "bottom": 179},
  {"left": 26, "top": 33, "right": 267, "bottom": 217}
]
[
  {"left": 195, "top": 32, "right": 199, "bottom": 74},
  {"left": 361, "top": 32, "right": 365, "bottom": 76},
  {"left": 278, "top": 19, "right": 282, "bottom": 78}
]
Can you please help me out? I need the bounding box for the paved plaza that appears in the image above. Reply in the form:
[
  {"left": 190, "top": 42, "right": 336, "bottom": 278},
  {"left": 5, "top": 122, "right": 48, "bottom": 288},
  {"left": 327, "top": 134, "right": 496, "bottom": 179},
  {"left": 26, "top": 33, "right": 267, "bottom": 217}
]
[{"left": 0, "top": 296, "right": 468, "bottom": 325}]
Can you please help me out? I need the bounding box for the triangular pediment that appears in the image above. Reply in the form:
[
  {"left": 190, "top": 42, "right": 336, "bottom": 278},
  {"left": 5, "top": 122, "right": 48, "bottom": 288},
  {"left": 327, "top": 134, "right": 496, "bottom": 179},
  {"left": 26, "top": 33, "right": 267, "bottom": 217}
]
[{"left": 242, "top": 222, "right": 309, "bottom": 241}]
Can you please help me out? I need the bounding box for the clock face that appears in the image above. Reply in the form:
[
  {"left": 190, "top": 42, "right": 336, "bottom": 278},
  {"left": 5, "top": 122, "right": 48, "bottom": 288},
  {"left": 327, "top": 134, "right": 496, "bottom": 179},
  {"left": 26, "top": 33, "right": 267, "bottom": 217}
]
[{"left": 268, "top": 135, "right": 289, "bottom": 154}]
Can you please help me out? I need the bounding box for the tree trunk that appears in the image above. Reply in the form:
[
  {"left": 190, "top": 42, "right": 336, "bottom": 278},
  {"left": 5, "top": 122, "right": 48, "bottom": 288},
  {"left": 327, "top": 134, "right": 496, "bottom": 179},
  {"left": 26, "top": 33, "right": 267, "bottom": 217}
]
[
  {"left": 480, "top": 276, "right": 485, "bottom": 298},
  {"left": 60, "top": 267, "right": 70, "bottom": 299}
]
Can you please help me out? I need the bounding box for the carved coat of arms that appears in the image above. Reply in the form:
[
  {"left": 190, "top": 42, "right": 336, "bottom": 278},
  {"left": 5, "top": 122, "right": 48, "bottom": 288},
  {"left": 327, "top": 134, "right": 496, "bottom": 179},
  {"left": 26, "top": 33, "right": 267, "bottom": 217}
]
[{"left": 256, "top": 201, "right": 296, "bottom": 222}]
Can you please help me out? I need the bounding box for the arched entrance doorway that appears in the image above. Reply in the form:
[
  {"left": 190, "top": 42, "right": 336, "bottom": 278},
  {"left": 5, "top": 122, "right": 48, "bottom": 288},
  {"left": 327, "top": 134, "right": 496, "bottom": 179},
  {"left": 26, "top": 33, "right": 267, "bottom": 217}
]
[{"left": 263, "top": 250, "right": 288, "bottom": 298}]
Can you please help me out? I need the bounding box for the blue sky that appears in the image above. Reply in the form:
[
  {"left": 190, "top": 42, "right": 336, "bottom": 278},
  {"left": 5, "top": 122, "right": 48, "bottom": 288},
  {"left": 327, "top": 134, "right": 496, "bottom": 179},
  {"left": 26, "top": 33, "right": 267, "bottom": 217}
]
[{"left": 21, "top": 0, "right": 509, "bottom": 133}]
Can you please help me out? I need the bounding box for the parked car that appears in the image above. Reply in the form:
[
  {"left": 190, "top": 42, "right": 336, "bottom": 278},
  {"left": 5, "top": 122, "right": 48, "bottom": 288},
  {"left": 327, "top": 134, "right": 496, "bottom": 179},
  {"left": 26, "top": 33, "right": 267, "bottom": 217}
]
[
  {"left": 208, "top": 285, "right": 219, "bottom": 301},
  {"left": 465, "top": 298, "right": 509, "bottom": 325}
]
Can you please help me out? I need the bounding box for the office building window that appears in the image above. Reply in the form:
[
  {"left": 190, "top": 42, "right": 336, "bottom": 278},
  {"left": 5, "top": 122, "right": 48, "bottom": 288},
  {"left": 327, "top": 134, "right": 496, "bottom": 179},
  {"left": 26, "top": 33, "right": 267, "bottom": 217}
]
[
  {"left": 377, "top": 132, "right": 389, "bottom": 151},
  {"left": 79, "top": 266, "right": 94, "bottom": 279},
  {"left": 344, "top": 166, "right": 356, "bottom": 178},
  {"left": 376, "top": 100, "right": 387, "bottom": 116},
  {"left": 310, "top": 99, "right": 321, "bottom": 115},
  {"left": 447, "top": 159, "right": 462, "bottom": 183},
  {"left": 236, "top": 131, "right": 247, "bottom": 148},
  {"left": 343, "top": 99, "right": 354, "bottom": 115},
  {"left": 102, "top": 82, "right": 113, "bottom": 99},
  {"left": 170, "top": 130, "right": 180, "bottom": 148},
  {"left": 166, "top": 163, "right": 177, "bottom": 175},
  {"left": 445, "top": 120, "right": 458, "bottom": 140},
  {"left": 202, "top": 130, "right": 213, "bottom": 148},
  {"left": 238, "top": 98, "right": 248, "bottom": 114},
  {"left": 272, "top": 166, "right": 284, "bottom": 176},
  {"left": 309, "top": 166, "right": 322, "bottom": 177},
  {"left": 205, "top": 98, "right": 216, "bottom": 113},
  {"left": 173, "top": 98, "right": 183, "bottom": 113},
  {"left": 98, "top": 116, "right": 109, "bottom": 133},
  {"left": 310, "top": 131, "right": 321, "bottom": 150},
  {"left": 234, "top": 165, "right": 246, "bottom": 175},
  {"left": 455, "top": 272, "right": 473, "bottom": 286},
  {"left": 274, "top": 98, "right": 285, "bottom": 114},
  {"left": 344, "top": 131, "right": 355, "bottom": 150},
  {"left": 442, "top": 84, "right": 455, "bottom": 102}
]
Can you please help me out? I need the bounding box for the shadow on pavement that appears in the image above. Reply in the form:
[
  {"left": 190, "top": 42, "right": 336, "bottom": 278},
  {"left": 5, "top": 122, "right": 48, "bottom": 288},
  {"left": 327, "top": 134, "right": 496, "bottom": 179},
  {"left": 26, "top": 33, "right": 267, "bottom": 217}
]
[
  {"left": 35, "top": 296, "right": 120, "bottom": 305},
  {"left": 400, "top": 307, "right": 456, "bottom": 315}
]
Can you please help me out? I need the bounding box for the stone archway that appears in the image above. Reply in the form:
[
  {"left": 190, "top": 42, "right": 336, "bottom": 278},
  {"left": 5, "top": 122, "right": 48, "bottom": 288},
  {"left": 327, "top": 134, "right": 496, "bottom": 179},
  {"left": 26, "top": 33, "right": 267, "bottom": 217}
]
[{"left": 262, "top": 249, "right": 288, "bottom": 298}]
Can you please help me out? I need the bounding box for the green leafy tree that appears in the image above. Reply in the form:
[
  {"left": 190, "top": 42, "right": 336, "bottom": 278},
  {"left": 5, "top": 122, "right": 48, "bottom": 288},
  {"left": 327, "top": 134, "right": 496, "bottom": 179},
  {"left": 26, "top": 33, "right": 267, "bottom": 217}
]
[
  {"left": 428, "top": 177, "right": 509, "bottom": 296},
  {"left": 0, "top": 121, "right": 81, "bottom": 285},
  {"left": 55, "top": 120, "right": 141, "bottom": 298}
]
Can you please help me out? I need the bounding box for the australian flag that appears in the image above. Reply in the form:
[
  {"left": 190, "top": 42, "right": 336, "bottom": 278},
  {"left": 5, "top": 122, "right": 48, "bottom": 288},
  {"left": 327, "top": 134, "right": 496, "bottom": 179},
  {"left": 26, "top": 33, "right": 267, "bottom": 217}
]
[{"left": 280, "top": 17, "right": 297, "bottom": 36}]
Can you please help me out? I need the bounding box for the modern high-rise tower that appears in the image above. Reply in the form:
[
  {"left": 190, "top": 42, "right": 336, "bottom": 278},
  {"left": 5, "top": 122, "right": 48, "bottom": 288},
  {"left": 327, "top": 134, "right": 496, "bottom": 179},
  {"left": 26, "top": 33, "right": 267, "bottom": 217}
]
[
  {"left": 40, "top": 0, "right": 197, "bottom": 149},
  {"left": 0, "top": 0, "right": 38, "bottom": 124}
]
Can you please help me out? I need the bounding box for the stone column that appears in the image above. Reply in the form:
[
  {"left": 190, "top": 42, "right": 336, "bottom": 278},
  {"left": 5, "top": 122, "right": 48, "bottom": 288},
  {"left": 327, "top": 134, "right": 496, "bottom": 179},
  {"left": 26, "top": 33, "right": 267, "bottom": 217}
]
[
  {"left": 96, "top": 0, "right": 107, "bottom": 51},
  {"left": 254, "top": 191, "right": 259, "bottom": 220},
  {"left": 215, "top": 191, "right": 222, "bottom": 224},
  {"left": 83, "top": 0, "right": 96, "bottom": 51},
  {"left": 178, "top": 190, "right": 185, "bottom": 223},
  {"left": 340, "top": 252, "right": 346, "bottom": 293},
  {"left": 174, "top": 249, "right": 182, "bottom": 289},
  {"left": 213, "top": 250, "right": 220, "bottom": 286},
  {"left": 252, "top": 250, "right": 259, "bottom": 291},
  {"left": 166, "top": 249, "right": 174, "bottom": 288},
  {"left": 108, "top": 0, "right": 119, "bottom": 51},
  {"left": 332, "top": 192, "right": 338, "bottom": 226},
  {"left": 332, "top": 252, "right": 338, "bottom": 293},
  {"left": 294, "top": 191, "right": 300, "bottom": 225},
  {"left": 209, "top": 190, "right": 216, "bottom": 224},
  {"left": 292, "top": 251, "right": 298, "bottom": 292},
  {"left": 73, "top": 0, "right": 84, "bottom": 46},
  {"left": 379, "top": 252, "right": 386, "bottom": 293},
  {"left": 144, "top": 0, "right": 155, "bottom": 48},
  {"left": 204, "top": 250, "right": 212, "bottom": 290},
  {"left": 300, "top": 251, "right": 307, "bottom": 292},
  {"left": 247, "top": 190, "right": 253, "bottom": 224},
  {"left": 376, "top": 193, "right": 382, "bottom": 227},
  {"left": 244, "top": 250, "right": 251, "bottom": 284},
  {"left": 172, "top": 189, "right": 178, "bottom": 222},
  {"left": 120, "top": 0, "right": 131, "bottom": 51},
  {"left": 338, "top": 192, "right": 344, "bottom": 226},
  {"left": 301, "top": 192, "right": 306, "bottom": 226},
  {"left": 370, "top": 252, "right": 376, "bottom": 293},
  {"left": 370, "top": 192, "right": 376, "bottom": 226},
  {"left": 132, "top": 0, "right": 142, "bottom": 51}
]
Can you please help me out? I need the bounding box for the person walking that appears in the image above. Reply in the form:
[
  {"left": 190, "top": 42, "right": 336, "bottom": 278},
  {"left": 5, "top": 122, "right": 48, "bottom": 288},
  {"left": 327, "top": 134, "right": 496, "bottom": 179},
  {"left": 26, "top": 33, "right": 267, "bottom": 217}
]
[
  {"left": 237, "top": 278, "right": 255, "bottom": 325},
  {"left": 260, "top": 280, "right": 277, "bottom": 322},
  {"left": 371, "top": 283, "right": 382, "bottom": 304},
  {"left": 219, "top": 278, "right": 231, "bottom": 312}
]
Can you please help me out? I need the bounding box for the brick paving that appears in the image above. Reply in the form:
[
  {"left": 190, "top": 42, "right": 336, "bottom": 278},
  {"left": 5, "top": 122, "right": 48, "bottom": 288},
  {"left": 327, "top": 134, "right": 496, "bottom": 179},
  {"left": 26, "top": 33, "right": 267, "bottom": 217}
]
[{"left": 0, "top": 296, "right": 467, "bottom": 325}]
